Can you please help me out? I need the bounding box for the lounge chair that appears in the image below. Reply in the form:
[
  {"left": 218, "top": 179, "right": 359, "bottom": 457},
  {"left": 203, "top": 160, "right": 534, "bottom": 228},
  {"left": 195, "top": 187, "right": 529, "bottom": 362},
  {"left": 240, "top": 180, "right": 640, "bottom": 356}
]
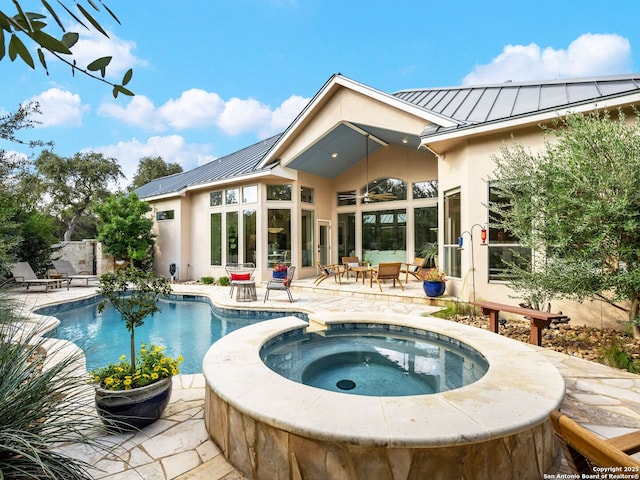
[
  {"left": 400, "top": 257, "right": 426, "bottom": 282},
  {"left": 10, "top": 262, "right": 69, "bottom": 292},
  {"left": 264, "top": 266, "right": 295, "bottom": 302},
  {"left": 52, "top": 259, "right": 97, "bottom": 286},
  {"left": 341, "top": 256, "right": 362, "bottom": 279},
  {"left": 225, "top": 263, "right": 256, "bottom": 297},
  {"left": 370, "top": 262, "right": 404, "bottom": 292},
  {"left": 550, "top": 410, "right": 640, "bottom": 473},
  {"left": 314, "top": 262, "right": 343, "bottom": 286}
]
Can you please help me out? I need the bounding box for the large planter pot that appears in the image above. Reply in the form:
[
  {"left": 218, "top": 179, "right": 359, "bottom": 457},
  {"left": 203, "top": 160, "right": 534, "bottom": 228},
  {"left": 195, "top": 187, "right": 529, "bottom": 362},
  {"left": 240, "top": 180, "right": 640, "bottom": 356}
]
[
  {"left": 95, "top": 377, "right": 172, "bottom": 432},
  {"left": 273, "top": 270, "right": 287, "bottom": 279},
  {"left": 423, "top": 280, "right": 446, "bottom": 298}
]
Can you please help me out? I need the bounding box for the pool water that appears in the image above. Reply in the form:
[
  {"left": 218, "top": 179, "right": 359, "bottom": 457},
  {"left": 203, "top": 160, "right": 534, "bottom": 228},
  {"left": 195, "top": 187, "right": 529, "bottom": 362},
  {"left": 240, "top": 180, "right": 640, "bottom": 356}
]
[
  {"left": 261, "top": 329, "right": 488, "bottom": 396},
  {"left": 41, "top": 295, "right": 304, "bottom": 374}
]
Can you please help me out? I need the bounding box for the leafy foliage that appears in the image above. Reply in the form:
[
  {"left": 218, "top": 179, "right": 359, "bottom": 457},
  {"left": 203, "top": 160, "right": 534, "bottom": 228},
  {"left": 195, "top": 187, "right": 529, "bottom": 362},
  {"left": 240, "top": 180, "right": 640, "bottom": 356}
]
[
  {"left": 91, "top": 343, "right": 182, "bottom": 391},
  {"left": 490, "top": 109, "right": 640, "bottom": 332},
  {"left": 94, "top": 192, "right": 154, "bottom": 267},
  {"left": 0, "top": 296, "right": 100, "bottom": 479},
  {"left": 97, "top": 267, "right": 172, "bottom": 373},
  {"left": 35, "top": 150, "right": 123, "bottom": 241},
  {"left": 129, "top": 156, "right": 183, "bottom": 192},
  {"left": 0, "top": 1, "right": 134, "bottom": 97}
]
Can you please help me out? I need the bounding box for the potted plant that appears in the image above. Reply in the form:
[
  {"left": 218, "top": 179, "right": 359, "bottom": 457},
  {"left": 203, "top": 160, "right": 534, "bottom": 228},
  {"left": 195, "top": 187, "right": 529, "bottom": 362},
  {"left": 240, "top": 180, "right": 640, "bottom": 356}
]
[
  {"left": 272, "top": 263, "right": 288, "bottom": 279},
  {"left": 90, "top": 267, "right": 181, "bottom": 431},
  {"left": 421, "top": 267, "right": 447, "bottom": 297}
]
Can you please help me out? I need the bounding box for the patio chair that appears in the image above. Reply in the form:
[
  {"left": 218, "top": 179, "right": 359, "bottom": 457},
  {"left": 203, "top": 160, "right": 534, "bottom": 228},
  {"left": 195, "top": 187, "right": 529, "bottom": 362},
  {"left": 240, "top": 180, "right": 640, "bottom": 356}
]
[
  {"left": 314, "top": 262, "right": 343, "bottom": 286},
  {"left": 550, "top": 410, "right": 640, "bottom": 473},
  {"left": 341, "top": 256, "right": 362, "bottom": 279},
  {"left": 10, "top": 261, "right": 69, "bottom": 292},
  {"left": 400, "top": 257, "right": 426, "bottom": 282},
  {"left": 264, "top": 266, "right": 296, "bottom": 302},
  {"left": 225, "top": 263, "right": 256, "bottom": 297},
  {"left": 370, "top": 262, "right": 404, "bottom": 292},
  {"left": 52, "top": 259, "right": 97, "bottom": 286}
]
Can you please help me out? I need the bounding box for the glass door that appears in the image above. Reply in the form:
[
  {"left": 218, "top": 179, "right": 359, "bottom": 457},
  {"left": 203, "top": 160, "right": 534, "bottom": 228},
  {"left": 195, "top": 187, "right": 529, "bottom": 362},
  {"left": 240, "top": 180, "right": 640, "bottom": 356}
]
[{"left": 317, "top": 220, "right": 331, "bottom": 266}]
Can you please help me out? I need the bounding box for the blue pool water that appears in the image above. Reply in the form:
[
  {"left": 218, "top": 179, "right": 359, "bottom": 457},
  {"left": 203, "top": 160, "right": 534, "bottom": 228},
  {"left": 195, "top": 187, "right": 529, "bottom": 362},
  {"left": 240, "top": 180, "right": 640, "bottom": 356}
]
[
  {"left": 40, "top": 295, "right": 306, "bottom": 374},
  {"left": 261, "top": 326, "right": 488, "bottom": 396}
]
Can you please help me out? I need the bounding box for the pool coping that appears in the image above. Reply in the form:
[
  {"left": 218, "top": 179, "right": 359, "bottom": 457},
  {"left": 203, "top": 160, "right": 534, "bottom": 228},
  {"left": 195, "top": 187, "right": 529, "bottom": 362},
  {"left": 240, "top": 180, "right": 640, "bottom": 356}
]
[{"left": 203, "top": 312, "right": 566, "bottom": 447}]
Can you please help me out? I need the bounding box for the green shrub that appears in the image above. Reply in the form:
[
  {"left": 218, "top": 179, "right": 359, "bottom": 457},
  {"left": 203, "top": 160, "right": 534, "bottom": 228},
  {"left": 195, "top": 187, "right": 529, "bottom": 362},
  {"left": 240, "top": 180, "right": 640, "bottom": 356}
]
[
  {"left": 599, "top": 344, "right": 640, "bottom": 374},
  {"left": 427, "top": 300, "right": 478, "bottom": 319},
  {"left": 200, "top": 276, "right": 215, "bottom": 284},
  {"left": 217, "top": 276, "right": 230, "bottom": 286}
]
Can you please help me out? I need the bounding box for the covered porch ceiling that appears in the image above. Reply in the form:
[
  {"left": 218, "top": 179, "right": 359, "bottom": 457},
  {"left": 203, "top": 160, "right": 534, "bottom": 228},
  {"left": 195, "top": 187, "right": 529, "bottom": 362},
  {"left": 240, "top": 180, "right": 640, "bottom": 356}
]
[{"left": 283, "top": 122, "right": 423, "bottom": 179}]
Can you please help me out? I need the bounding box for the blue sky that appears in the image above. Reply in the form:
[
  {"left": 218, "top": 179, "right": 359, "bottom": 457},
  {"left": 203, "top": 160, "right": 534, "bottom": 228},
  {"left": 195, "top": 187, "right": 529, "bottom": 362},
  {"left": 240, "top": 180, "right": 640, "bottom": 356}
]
[{"left": 1, "top": 0, "right": 639, "bottom": 187}]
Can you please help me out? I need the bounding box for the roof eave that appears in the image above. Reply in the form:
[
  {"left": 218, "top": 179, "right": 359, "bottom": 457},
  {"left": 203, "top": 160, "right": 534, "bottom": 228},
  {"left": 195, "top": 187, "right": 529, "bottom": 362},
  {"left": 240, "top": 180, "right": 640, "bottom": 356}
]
[{"left": 140, "top": 168, "right": 284, "bottom": 202}]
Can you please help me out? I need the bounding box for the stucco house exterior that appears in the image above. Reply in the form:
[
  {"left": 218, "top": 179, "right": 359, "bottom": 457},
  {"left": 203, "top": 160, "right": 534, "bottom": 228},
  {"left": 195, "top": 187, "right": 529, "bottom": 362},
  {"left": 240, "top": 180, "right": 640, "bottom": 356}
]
[{"left": 136, "top": 73, "right": 640, "bottom": 327}]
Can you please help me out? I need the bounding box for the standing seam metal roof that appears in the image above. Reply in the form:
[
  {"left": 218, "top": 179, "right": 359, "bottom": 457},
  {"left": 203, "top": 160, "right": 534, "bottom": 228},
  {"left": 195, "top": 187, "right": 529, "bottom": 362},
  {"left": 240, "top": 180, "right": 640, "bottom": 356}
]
[
  {"left": 136, "top": 133, "right": 281, "bottom": 198},
  {"left": 393, "top": 75, "right": 640, "bottom": 129}
]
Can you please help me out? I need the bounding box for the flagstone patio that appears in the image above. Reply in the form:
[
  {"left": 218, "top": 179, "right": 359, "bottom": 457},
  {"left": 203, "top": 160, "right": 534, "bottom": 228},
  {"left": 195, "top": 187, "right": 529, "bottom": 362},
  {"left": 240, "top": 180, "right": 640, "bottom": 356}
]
[{"left": 12, "top": 276, "right": 640, "bottom": 479}]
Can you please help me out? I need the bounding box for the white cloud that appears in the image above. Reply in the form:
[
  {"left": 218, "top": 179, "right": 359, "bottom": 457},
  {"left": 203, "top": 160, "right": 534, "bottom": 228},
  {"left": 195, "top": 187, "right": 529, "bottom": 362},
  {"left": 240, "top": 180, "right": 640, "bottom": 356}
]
[
  {"left": 25, "top": 88, "right": 86, "bottom": 127},
  {"left": 159, "top": 89, "right": 225, "bottom": 129},
  {"left": 98, "top": 95, "right": 164, "bottom": 132},
  {"left": 217, "top": 97, "right": 273, "bottom": 136},
  {"left": 265, "top": 95, "right": 309, "bottom": 136},
  {"left": 66, "top": 26, "right": 146, "bottom": 78},
  {"left": 99, "top": 92, "right": 310, "bottom": 138},
  {"left": 462, "top": 33, "right": 632, "bottom": 85},
  {"left": 88, "top": 135, "right": 215, "bottom": 186}
]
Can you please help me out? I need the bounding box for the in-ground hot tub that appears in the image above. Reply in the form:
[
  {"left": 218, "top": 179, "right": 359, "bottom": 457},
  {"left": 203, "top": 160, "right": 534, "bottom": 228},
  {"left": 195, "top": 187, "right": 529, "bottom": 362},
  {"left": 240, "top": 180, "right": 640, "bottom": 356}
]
[{"left": 203, "top": 312, "right": 565, "bottom": 480}]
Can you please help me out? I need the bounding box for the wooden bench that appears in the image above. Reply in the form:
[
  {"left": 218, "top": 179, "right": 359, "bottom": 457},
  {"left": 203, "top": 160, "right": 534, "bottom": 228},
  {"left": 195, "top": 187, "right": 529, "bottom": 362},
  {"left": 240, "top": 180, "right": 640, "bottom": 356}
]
[{"left": 472, "top": 301, "right": 568, "bottom": 346}]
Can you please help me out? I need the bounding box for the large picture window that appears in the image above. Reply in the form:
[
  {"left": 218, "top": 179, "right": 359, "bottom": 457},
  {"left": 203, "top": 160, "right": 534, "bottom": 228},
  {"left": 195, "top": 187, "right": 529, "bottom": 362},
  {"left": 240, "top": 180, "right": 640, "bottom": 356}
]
[
  {"left": 488, "top": 184, "right": 531, "bottom": 281},
  {"left": 443, "top": 190, "right": 461, "bottom": 277},
  {"left": 244, "top": 209, "right": 256, "bottom": 264},
  {"left": 301, "top": 210, "right": 314, "bottom": 267},
  {"left": 338, "top": 212, "right": 356, "bottom": 259},
  {"left": 267, "top": 208, "right": 291, "bottom": 267},
  {"left": 414, "top": 206, "right": 438, "bottom": 262},
  {"left": 361, "top": 209, "right": 406, "bottom": 264},
  {"left": 210, "top": 213, "right": 222, "bottom": 266},
  {"left": 226, "top": 211, "right": 238, "bottom": 264}
]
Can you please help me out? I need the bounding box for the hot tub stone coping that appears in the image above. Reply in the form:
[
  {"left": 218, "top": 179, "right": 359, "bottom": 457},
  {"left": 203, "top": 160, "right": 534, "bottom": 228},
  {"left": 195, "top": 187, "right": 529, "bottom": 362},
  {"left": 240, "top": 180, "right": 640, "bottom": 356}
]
[{"left": 202, "top": 313, "right": 566, "bottom": 447}]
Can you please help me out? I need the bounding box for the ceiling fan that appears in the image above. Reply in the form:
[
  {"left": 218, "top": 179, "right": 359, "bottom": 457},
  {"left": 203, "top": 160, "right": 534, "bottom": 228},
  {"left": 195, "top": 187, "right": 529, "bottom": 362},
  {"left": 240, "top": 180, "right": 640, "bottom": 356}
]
[{"left": 339, "top": 133, "right": 396, "bottom": 203}]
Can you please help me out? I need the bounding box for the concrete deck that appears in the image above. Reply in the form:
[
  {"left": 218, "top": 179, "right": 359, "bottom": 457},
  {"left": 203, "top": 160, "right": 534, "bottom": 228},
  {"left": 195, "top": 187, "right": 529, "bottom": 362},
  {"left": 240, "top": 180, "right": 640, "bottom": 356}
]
[{"left": 11, "top": 275, "right": 640, "bottom": 479}]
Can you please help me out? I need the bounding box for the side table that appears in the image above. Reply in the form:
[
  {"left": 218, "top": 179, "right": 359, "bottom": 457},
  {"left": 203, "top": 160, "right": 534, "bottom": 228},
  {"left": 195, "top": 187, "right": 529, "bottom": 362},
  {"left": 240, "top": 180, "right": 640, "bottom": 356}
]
[{"left": 235, "top": 280, "right": 257, "bottom": 302}]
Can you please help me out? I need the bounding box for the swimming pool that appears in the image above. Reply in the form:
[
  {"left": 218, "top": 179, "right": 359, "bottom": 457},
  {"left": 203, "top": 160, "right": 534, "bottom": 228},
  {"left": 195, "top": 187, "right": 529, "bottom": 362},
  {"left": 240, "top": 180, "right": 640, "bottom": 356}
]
[{"left": 39, "top": 294, "right": 306, "bottom": 374}]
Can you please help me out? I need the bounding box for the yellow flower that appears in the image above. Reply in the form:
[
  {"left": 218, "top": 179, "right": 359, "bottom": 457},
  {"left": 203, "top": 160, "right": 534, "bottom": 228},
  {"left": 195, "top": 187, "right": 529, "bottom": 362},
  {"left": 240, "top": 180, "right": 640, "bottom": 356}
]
[
  {"left": 105, "top": 377, "right": 114, "bottom": 386},
  {"left": 178, "top": 355, "right": 184, "bottom": 362},
  {"left": 123, "top": 378, "right": 132, "bottom": 386},
  {"left": 151, "top": 372, "right": 159, "bottom": 380},
  {"left": 154, "top": 366, "right": 160, "bottom": 372},
  {"left": 119, "top": 354, "right": 126, "bottom": 361}
]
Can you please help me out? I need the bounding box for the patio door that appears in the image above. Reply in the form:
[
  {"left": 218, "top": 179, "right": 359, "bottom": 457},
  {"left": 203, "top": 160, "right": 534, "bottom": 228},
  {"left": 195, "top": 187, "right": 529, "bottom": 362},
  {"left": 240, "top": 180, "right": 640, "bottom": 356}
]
[{"left": 317, "top": 220, "right": 331, "bottom": 266}]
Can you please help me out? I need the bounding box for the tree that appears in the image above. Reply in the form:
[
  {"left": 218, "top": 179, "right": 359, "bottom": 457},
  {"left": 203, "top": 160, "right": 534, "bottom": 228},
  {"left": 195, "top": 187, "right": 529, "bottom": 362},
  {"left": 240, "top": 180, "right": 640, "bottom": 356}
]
[
  {"left": 94, "top": 192, "right": 155, "bottom": 269},
  {"left": 35, "top": 150, "right": 123, "bottom": 241},
  {"left": 490, "top": 109, "right": 640, "bottom": 336},
  {"left": 129, "top": 156, "right": 183, "bottom": 191},
  {"left": 0, "top": 2, "right": 133, "bottom": 97},
  {"left": 0, "top": 104, "right": 57, "bottom": 274}
]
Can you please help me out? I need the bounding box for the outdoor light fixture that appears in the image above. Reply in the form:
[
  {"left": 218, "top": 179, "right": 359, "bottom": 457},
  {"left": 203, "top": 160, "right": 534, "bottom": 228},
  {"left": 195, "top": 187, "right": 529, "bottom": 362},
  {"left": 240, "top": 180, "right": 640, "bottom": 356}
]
[
  {"left": 457, "top": 223, "right": 488, "bottom": 309},
  {"left": 268, "top": 213, "right": 284, "bottom": 234},
  {"left": 331, "top": 152, "right": 338, "bottom": 158}
]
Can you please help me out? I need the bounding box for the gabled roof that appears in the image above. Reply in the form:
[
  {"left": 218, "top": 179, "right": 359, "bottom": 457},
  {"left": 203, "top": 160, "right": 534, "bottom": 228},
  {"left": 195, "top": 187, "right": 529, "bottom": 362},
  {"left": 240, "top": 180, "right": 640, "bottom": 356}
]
[
  {"left": 137, "top": 74, "right": 640, "bottom": 200},
  {"left": 394, "top": 74, "right": 640, "bottom": 140},
  {"left": 136, "top": 134, "right": 281, "bottom": 199}
]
